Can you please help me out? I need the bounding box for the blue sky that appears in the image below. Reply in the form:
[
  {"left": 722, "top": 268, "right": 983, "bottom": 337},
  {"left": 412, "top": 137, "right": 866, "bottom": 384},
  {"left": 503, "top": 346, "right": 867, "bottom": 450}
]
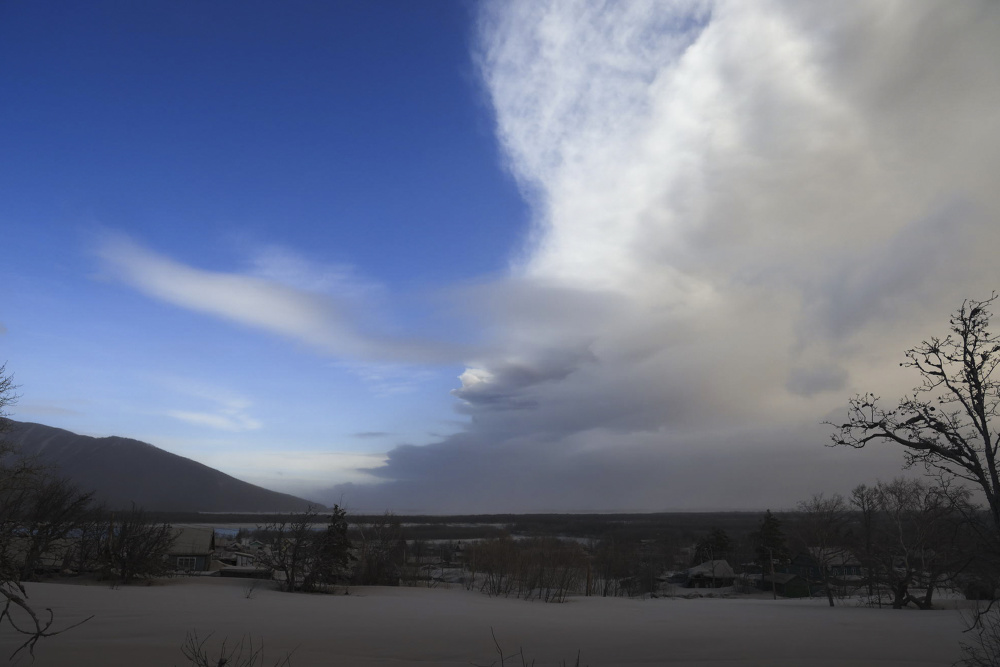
[
  {"left": 1, "top": 1, "right": 527, "bottom": 282},
  {"left": 3, "top": 1, "right": 999, "bottom": 512},
  {"left": 1, "top": 0, "right": 526, "bottom": 488}
]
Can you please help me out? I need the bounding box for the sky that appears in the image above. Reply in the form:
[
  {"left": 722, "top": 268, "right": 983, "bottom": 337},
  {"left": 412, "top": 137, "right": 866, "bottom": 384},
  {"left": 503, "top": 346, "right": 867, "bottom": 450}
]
[{"left": 2, "top": 0, "right": 999, "bottom": 513}]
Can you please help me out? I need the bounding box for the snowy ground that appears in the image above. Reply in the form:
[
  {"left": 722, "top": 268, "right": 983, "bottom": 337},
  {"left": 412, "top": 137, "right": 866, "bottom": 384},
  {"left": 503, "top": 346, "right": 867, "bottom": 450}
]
[{"left": 3, "top": 578, "right": 969, "bottom": 666}]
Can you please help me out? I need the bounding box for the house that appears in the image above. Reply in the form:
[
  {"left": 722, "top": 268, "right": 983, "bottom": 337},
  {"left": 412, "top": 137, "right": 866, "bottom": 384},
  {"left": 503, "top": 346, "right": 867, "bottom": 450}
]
[
  {"left": 233, "top": 551, "right": 256, "bottom": 568},
  {"left": 761, "top": 572, "right": 811, "bottom": 598},
  {"left": 241, "top": 538, "right": 267, "bottom": 551},
  {"left": 213, "top": 527, "right": 239, "bottom": 549},
  {"left": 218, "top": 550, "right": 271, "bottom": 578},
  {"left": 788, "top": 549, "right": 865, "bottom": 596},
  {"left": 665, "top": 571, "right": 689, "bottom": 585},
  {"left": 169, "top": 525, "right": 216, "bottom": 572},
  {"left": 684, "top": 560, "right": 736, "bottom": 588},
  {"left": 790, "top": 549, "right": 862, "bottom": 580}
]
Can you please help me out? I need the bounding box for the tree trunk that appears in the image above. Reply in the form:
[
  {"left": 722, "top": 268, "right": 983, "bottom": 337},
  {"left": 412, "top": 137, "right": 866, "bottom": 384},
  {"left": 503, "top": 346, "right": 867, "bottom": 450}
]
[
  {"left": 892, "top": 578, "right": 911, "bottom": 609},
  {"left": 919, "top": 580, "right": 935, "bottom": 610},
  {"left": 822, "top": 568, "right": 835, "bottom": 607},
  {"left": 20, "top": 543, "right": 41, "bottom": 581}
]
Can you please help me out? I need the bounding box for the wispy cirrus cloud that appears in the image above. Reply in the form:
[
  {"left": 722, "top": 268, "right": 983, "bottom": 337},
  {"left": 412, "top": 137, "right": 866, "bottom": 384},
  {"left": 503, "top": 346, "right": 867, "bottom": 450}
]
[
  {"left": 166, "top": 409, "right": 261, "bottom": 433},
  {"left": 155, "top": 377, "right": 263, "bottom": 433},
  {"left": 97, "top": 235, "right": 465, "bottom": 364}
]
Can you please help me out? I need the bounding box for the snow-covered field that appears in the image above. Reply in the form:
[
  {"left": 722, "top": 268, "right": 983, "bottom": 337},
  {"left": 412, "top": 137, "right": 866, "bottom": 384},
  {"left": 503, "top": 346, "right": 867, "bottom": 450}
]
[{"left": 4, "top": 578, "right": 968, "bottom": 666}]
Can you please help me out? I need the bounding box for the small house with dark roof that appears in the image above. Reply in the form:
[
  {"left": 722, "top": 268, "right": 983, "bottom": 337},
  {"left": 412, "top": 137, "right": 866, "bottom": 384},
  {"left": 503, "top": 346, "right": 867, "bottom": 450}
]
[
  {"left": 169, "top": 525, "right": 215, "bottom": 572},
  {"left": 684, "top": 560, "right": 736, "bottom": 588},
  {"left": 761, "top": 572, "right": 811, "bottom": 598}
]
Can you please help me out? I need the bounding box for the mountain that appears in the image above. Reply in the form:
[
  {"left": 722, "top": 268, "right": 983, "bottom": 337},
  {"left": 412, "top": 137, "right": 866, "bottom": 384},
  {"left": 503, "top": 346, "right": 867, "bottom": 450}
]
[{"left": 5, "top": 421, "right": 319, "bottom": 513}]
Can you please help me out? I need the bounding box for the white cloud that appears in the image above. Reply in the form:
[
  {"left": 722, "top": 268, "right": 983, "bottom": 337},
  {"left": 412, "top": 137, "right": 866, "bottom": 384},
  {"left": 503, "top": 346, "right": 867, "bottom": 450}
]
[
  {"left": 328, "top": 0, "right": 1000, "bottom": 511},
  {"left": 210, "top": 450, "right": 388, "bottom": 494},
  {"left": 97, "top": 235, "right": 463, "bottom": 364},
  {"left": 98, "top": 236, "right": 369, "bottom": 355},
  {"left": 249, "top": 245, "right": 382, "bottom": 300},
  {"left": 469, "top": 0, "right": 1000, "bottom": 420},
  {"left": 88, "top": 1, "right": 1000, "bottom": 511},
  {"left": 154, "top": 377, "right": 263, "bottom": 432}
]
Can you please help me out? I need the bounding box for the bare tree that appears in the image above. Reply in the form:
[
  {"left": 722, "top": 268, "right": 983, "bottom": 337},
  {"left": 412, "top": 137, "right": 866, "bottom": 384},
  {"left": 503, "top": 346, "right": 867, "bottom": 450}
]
[
  {"left": 831, "top": 295, "right": 1000, "bottom": 535},
  {"left": 465, "top": 536, "right": 587, "bottom": 603},
  {"left": 467, "top": 536, "right": 519, "bottom": 598},
  {"left": 516, "top": 538, "right": 586, "bottom": 603},
  {"left": 257, "top": 506, "right": 320, "bottom": 592},
  {"left": 0, "top": 364, "right": 16, "bottom": 428},
  {"left": 0, "top": 364, "right": 34, "bottom": 581},
  {"left": 353, "top": 512, "right": 404, "bottom": 586},
  {"left": 849, "top": 483, "right": 883, "bottom": 604},
  {"left": 859, "top": 478, "right": 973, "bottom": 610},
  {"left": 100, "top": 504, "right": 176, "bottom": 584},
  {"left": 257, "top": 505, "right": 352, "bottom": 593},
  {"left": 0, "top": 450, "right": 42, "bottom": 586},
  {"left": 180, "top": 630, "right": 293, "bottom": 667},
  {"left": 472, "top": 628, "right": 585, "bottom": 667},
  {"left": 17, "top": 475, "right": 94, "bottom": 580},
  {"left": 0, "top": 363, "right": 91, "bottom": 658},
  {"left": 792, "top": 494, "right": 851, "bottom": 606},
  {"left": 960, "top": 606, "right": 1000, "bottom": 667},
  {"left": 68, "top": 503, "right": 111, "bottom": 574},
  {"left": 590, "top": 536, "right": 634, "bottom": 597}
]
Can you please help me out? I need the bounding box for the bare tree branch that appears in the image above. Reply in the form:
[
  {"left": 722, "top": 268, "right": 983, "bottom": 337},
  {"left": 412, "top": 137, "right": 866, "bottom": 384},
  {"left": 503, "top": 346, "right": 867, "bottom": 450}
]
[{"left": 829, "top": 295, "right": 1000, "bottom": 533}]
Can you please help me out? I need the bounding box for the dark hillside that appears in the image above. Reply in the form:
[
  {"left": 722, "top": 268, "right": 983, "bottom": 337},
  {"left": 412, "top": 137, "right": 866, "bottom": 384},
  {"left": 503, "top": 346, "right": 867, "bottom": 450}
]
[{"left": 6, "top": 421, "right": 318, "bottom": 513}]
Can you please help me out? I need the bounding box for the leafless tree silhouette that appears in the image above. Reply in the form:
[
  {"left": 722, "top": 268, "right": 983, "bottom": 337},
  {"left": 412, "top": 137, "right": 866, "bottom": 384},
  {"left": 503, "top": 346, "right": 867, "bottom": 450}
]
[
  {"left": 0, "top": 363, "right": 92, "bottom": 659},
  {"left": 831, "top": 295, "right": 1000, "bottom": 535}
]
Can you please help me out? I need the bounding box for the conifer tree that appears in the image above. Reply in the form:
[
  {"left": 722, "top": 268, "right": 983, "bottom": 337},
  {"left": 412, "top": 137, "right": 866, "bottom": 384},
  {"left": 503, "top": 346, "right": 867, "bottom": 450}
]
[
  {"left": 751, "top": 510, "right": 788, "bottom": 575},
  {"left": 693, "top": 527, "right": 731, "bottom": 564}
]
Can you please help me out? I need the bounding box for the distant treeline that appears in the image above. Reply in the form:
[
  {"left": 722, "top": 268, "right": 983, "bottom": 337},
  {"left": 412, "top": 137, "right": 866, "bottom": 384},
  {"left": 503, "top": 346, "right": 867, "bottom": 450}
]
[{"left": 150, "top": 510, "right": 780, "bottom": 543}]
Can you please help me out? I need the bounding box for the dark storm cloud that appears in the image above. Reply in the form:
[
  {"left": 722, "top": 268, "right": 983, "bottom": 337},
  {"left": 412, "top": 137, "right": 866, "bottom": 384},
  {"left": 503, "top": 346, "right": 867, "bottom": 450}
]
[
  {"left": 330, "top": 422, "right": 909, "bottom": 513},
  {"left": 451, "top": 345, "right": 598, "bottom": 410}
]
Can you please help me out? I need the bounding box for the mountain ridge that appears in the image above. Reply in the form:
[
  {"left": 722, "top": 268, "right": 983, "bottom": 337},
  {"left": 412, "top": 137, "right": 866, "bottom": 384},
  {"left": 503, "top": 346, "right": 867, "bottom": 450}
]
[{"left": 5, "top": 420, "right": 319, "bottom": 513}]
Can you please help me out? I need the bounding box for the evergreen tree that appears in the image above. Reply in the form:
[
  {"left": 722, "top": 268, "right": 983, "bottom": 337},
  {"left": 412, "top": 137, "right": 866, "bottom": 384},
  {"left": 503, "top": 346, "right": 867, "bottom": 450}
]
[
  {"left": 693, "top": 527, "right": 731, "bottom": 564},
  {"left": 302, "top": 504, "right": 354, "bottom": 591},
  {"left": 750, "top": 510, "right": 788, "bottom": 574}
]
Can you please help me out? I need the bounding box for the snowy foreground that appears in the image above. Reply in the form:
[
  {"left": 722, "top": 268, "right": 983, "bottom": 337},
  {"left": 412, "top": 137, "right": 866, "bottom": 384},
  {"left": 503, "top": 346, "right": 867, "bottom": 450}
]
[{"left": 5, "top": 578, "right": 968, "bottom": 666}]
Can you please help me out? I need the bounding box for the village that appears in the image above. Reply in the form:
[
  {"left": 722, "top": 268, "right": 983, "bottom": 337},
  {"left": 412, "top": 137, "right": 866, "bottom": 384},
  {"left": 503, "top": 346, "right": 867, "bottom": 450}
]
[
  {"left": 8, "top": 505, "right": 975, "bottom": 609},
  {"left": 4, "top": 510, "right": 975, "bottom": 666}
]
